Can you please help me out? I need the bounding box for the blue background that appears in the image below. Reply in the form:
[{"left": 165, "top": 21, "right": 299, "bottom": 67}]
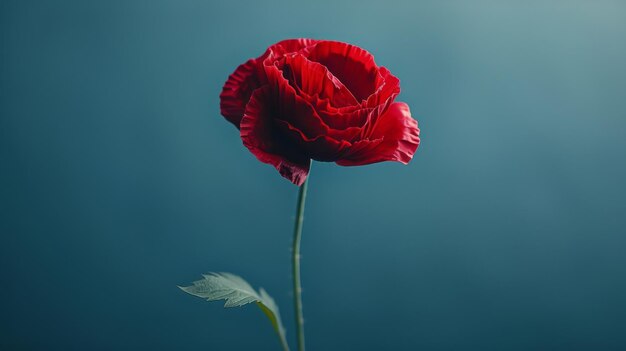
[{"left": 2, "top": 1, "right": 625, "bottom": 350}]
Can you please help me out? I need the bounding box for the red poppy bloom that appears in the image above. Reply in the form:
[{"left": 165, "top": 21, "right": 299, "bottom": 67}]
[{"left": 220, "top": 39, "right": 420, "bottom": 185}]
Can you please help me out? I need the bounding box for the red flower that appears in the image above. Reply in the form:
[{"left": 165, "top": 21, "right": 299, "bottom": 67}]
[{"left": 220, "top": 39, "right": 420, "bottom": 185}]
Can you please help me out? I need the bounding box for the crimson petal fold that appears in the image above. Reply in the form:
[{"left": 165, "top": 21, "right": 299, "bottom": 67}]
[
  {"left": 283, "top": 54, "right": 358, "bottom": 108},
  {"left": 337, "top": 102, "right": 420, "bottom": 166},
  {"left": 306, "top": 41, "right": 381, "bottom": 101},
  {"left": 240, "top": 85, "right": 311, "bottom": 185},
  {"left": 220, "top": 59, "right": 264, "bottom": 127}
]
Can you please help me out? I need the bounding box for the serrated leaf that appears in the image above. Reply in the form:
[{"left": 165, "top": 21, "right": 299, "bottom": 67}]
[{"left": 179, "top": 272, "right": 289, "bottom": 351}]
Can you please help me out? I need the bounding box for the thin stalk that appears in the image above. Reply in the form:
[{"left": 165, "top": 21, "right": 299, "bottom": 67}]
[{"left": 292, "top": 162, "right": 311, "bottom": 351}]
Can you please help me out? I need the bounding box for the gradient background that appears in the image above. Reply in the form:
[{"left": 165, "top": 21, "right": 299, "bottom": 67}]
[{"left": 2, "top": 1, "right": 626, "bottom": 350}]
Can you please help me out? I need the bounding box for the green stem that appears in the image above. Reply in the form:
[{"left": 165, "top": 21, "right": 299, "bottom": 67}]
[
  {"left": 292, "top": 162, "right": 311, "bottom": 351},
  {"left": 279, "top": 329, "right": 290, "bottom": 351}
]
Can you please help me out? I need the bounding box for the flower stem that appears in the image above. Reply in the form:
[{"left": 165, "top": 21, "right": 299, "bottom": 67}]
[{"left": 292, "top": 162, "right": 311, "bottom": 351}]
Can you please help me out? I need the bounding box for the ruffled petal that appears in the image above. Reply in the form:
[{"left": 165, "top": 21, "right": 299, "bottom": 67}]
[
  {"left": 240, "top": 85, "right": 311, "bottom": 185},
  {"left": 313, "top": 68, "right": 400, "bottom": 131},
  {"left": 305, "top": 41, "right": 382, "bottom": 101},
  {"left": 219, "top": 59, "right": 263, "bottom": 127},
  {"left": 258, "top": 38, "right": 320, "bottom": 70},
  {"left": 274, "top": 119, "right": 352, "bottom": 161},
  {"left": 362, "top": 67, "right": 400, "bottom": 108},
  {"left": 267, "top": 38, "right": 320, "bottom": 57},
  {"left": 283, "top": 54, "right": 358, "bottom": 108},
  {"left": 263, "top": 62, "right": 329, "bottom": 137},
  {"left": 264, "top": 61, "right": 366, "bottom": 144},
  {"left": 337, "top": 102, "right": 420, "bottom": 166},
  {"left": 316, "top": 103, "right": 370, "bottom": 130},
  {"left": 220, "top": 39, "right": 320, "bottom": 128}
]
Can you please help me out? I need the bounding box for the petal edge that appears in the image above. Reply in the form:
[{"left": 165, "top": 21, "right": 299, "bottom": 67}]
[
  {"left": 337, "top": 102, "right": 420, "bottom": 166},
  {"left": 240, "top": 85, "right": 311, "bottom": 185}
]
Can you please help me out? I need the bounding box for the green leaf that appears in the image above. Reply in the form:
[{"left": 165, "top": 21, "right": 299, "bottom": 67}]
[{"left": 179, "top": 272, "right": 289, "bottom": 351}]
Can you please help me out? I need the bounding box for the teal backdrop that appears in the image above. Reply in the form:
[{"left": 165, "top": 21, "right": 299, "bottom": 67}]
[{"left": 1, "top": 1, "right": 625, "bottom": 350}]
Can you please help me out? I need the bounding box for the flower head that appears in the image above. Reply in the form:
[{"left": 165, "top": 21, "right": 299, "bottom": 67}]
[{"left": 220, "top": 39, "right": 420, "bottom": 185}]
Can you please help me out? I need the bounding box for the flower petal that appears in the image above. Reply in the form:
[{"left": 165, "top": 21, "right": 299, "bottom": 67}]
[
  {"left": 219, "top": 59, "right": 263, "bottom": 127},
  {"left": 312, "top": 68, "right": 400, "bottom": 131},
  {"left": 337, "top": 102, "right": 420, "bottom": 166},
  {"left": 305, "top": 41, "right": 382, "bottom": 101},
  {"left": 274, "top": 119, "right": 352, "bottom": 161},
  {"left": 362, "top": 67, "right": 400, "bottom": 108},
  {"left": 283, "top": 54, "right": 358, "bottom": 108},
  {"left": 240, "top": 85, "right": 311, "bottom": 185},
  {"left": 263, "top": 62, "right": 329, "bottom": 137},
  {"left": 266, "top": 38, "right": 320, "bottom": 57},
  {"left": 264, "top": 61, "right": 365, "bottom": 144},
  {"left": 220, "top": 39, "right": 320, "bottom": 128}
]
